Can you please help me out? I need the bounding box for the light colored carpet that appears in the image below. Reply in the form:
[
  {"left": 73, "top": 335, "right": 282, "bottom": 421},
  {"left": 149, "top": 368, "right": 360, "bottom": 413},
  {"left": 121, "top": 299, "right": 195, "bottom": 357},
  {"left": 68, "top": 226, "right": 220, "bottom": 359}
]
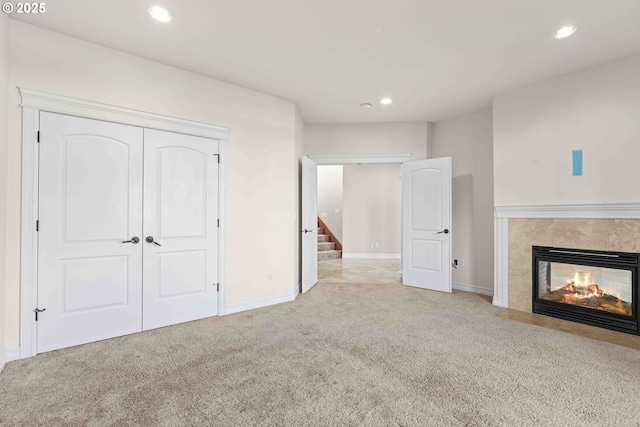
[{"left": 1, "top": 282, "right": 640, "bottom": 426}]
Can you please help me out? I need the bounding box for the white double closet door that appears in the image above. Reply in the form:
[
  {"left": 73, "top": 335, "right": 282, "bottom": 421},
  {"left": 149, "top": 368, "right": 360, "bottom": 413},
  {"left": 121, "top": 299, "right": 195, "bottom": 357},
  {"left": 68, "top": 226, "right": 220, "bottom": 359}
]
[{"left": 37, "top": 112, "right": 219, "bottom": 353}]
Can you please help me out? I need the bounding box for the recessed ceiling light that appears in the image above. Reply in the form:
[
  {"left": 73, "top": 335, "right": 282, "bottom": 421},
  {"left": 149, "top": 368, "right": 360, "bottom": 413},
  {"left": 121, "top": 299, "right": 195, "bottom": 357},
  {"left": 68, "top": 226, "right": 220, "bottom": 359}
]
[
  {"left": 553, "top": 25, "right": 577, "bottom": 39},
  {"left": 360, "top": 103, "right": 372, "bottom": 108},
  {"left": 380, "top": 98, "right": 393, "bottom": 105},
  {"left": 149, "top": 6, "right": 173, "bottom": 22}
]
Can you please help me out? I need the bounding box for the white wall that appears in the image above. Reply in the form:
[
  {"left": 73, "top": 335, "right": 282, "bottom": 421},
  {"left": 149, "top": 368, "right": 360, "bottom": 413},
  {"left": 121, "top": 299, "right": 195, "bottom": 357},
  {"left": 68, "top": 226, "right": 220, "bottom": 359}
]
[
  {"left": 0, "top": 14, "right": 9, "bottom": 360},
  {"left": 431, "top": 108, "right": 494, "bottom": 293},
  {"left": 5, "top": 21, "right": 298, "bottom": 349},
  {"left": 317, "top": 166, "right": 343, "bottom": 242},
  {"left": 305, "top": 122, "right": 428, "bottom": 159},
  {"left": 343, "top": 164, "right": 401, "bottom": 256},
  {"left": 494, "top": 53, "right": 640, "bottom": 206}
]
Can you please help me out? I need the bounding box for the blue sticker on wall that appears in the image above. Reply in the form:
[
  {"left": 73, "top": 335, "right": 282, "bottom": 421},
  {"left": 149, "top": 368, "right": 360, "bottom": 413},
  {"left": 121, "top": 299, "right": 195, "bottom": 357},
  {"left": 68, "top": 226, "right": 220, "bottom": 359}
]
[{"left": 572, "top": 150, "right": 583, "bottom": 176}]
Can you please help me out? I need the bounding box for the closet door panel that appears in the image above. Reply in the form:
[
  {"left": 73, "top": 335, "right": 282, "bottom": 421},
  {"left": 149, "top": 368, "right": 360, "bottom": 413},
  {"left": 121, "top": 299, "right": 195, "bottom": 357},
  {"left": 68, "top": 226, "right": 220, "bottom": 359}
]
[
  {"left": 37, "top": 112, "right": 144, "bottom": 353},
  {"left": 142, "top": 128, "right": 219, "bottom": 330}
]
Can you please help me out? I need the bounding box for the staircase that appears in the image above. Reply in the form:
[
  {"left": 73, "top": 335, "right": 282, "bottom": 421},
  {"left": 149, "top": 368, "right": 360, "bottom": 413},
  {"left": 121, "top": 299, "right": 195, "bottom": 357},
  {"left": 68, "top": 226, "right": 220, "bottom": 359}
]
[{"left": 318, "top": 222, "right": 342, "bottom": 260}]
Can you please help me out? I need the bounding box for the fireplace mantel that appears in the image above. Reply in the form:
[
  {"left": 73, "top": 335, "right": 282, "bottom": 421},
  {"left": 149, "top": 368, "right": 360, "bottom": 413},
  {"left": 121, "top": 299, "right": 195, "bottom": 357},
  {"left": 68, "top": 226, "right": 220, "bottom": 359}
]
[{"left": 493, "top": 204, "right": 640, "bottom": 309}]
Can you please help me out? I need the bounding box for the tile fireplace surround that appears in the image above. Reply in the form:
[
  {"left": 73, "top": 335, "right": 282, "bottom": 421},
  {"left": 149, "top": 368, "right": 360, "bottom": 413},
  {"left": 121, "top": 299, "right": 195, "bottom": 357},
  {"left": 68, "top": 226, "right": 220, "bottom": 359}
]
[{"left": 493, "top": 204, "right": 640, "bottom": 312}]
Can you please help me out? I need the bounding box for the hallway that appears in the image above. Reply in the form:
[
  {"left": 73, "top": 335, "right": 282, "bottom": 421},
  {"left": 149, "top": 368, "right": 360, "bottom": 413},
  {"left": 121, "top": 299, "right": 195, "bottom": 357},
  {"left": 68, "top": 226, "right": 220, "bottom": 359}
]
[{"left": 318, "top": 258, "right": 401, "bottom": 285}]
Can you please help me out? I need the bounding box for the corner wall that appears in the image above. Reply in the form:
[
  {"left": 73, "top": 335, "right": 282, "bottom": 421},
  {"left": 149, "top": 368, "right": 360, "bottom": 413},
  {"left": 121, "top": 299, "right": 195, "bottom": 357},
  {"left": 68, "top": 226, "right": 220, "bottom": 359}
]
[
  {"left": 6, "top": 21, "right": 298, "bottom": 349},
  {"left": 431, "top": 108, "right": 494, "bottom": 294}
]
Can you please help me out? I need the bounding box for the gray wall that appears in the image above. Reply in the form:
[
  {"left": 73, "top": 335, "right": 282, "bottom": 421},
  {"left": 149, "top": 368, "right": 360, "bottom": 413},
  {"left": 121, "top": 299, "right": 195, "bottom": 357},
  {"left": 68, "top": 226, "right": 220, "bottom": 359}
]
[{"left": 430, "top": 108, "right": 494, "bottom": 294}]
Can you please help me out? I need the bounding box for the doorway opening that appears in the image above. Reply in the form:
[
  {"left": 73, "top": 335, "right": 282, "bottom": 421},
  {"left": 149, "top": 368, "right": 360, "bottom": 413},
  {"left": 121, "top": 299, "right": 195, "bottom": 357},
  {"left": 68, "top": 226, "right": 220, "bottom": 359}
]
[{"left": 316, "top": 163, "right": 402, "bottom": 285}]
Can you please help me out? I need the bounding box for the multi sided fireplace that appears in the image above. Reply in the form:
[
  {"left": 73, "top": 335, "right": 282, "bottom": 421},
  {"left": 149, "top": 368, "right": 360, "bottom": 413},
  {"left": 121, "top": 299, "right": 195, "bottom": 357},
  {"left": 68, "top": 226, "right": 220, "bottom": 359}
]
[{"left": 533, "top": 246, "right": 639, "bottom": 335}]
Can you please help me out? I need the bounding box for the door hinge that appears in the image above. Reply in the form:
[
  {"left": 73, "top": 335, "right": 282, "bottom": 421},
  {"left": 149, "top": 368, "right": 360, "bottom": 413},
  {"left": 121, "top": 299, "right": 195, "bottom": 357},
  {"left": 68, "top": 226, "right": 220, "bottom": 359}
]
[
  {"left": 34, "top": 308, "right": 46, "bottom": 321},
  {"left": 217, "top": 219, "right": 220, "bottom": 228},
  {"left": 213, "top": 153, "right": 220, "bottom": 163},
  {"left": 36, "top": 220, "right": 39, "bottom": 232},
  {"left": 216, "top": 283, "right": 219, "bottom": 292},
  {"left": 37, "top": 131, "right": 40, "bottom": 143}
]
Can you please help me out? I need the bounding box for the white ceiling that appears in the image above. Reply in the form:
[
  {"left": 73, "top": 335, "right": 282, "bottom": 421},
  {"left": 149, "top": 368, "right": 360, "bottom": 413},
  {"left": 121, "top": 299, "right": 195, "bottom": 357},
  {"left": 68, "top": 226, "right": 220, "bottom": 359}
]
[{"left": 11, "top": 0, "right": 640, "bottom": 124}]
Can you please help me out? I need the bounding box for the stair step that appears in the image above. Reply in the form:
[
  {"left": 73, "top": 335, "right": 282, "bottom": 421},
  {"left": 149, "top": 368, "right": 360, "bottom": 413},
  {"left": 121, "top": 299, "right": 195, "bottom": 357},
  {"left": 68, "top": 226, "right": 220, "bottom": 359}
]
[
  {"left": 317, "top": 228, "right": 325, "bottom": 234},
  {"left": 318, "top": 249, "right": 340, "bottom": 260},
  {"left": 318, "top": 242, "right": 336, "bottom": 251},
  {"left": 318, "top": 235, "right": 330, "bottom": 242}
]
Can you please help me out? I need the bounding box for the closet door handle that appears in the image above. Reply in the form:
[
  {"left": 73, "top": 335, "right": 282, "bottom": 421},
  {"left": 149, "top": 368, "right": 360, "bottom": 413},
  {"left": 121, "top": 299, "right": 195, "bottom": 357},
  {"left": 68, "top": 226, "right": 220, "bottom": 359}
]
[
  {"left": 145, "top": 236, "right": 161, "bottom": 246},
  {"left": 122, "top": 237, "right": 140, "bottom": 244}
]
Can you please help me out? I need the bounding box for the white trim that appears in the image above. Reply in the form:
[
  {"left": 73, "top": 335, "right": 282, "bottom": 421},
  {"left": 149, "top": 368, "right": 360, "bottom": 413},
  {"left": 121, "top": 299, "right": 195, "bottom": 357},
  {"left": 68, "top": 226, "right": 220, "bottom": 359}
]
[
  {"left": 495, "top": 203, "right": 640, "bottom": 219},
  {"left": 342, "top": 253, "right": 401, "bottom": 259},
  {"left": 20, "top": 107, "right": 39, "bottom": 359},
  {"left": 493, "top": 218, "right": 509, "bottom": 308},
  {"left": 492, "top": 203, "right": 640, "bottom": 309},
  {"left": 6, "top": 348, "right": 20, "bottom": 362},
  {"left": 453, "top": 282, "right": 493, "bottom": 297},
  {"left": 19, "top": 88, "right": 229, "bottom": 140},
  {"left": 19, "top": 89, "right": 229, "bottom": 358},
  {"left": 225, "top": 292, "right": 298, "bottom": 315},
  {"left": 218, "top": 138, "right": 228, "bottom": 316},
  {"left": 0, "top": 348, "right": 20, "bottom": 374},
  {"left": 308, "top": 153, "right": 412, "bottom": 165}
]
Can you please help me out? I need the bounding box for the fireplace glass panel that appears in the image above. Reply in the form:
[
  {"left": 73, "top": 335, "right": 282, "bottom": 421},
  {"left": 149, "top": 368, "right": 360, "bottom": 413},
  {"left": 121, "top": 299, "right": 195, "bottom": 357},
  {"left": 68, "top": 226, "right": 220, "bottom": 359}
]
[{"left": 537, "top": 261, "right": 632, "bottom": 317}]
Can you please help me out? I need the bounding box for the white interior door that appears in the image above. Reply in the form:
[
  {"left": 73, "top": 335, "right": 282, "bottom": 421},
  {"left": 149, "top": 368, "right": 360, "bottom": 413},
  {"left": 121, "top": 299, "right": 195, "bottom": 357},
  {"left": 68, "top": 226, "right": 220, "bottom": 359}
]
[
  {"left": 301, "top": 156, "right": 318, "bottom": 293},
  {"left": 142, "top": 129, "right": 219, "bottom": 330},
  {"left": 401, "top": 157, "right": 452, "bottom": 292},
  {"left": 37, "top": 112, "right": 144, "bottom": 353}
]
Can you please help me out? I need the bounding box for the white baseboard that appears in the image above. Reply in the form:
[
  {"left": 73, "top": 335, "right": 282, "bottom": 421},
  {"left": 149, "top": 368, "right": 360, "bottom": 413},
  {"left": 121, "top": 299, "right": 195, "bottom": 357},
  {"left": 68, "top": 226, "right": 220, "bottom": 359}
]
[
  {"left": 453, "top": 281, "right": 493, "bottom": 297},
  {"left": 0, "top": 347, "right": 20, "bottom": 374},
  {"left": 342, "top": 253, "right": 401, "bottom": 260},
  {"left": 225, "top": 291, "right": 298, "bottom": 315}
]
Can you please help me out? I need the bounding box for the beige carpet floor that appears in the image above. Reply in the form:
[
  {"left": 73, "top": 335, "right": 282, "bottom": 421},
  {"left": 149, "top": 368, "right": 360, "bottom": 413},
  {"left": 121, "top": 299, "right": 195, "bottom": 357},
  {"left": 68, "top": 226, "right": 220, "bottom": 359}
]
[{"left": 1, "top": 283, "right": 640, "bottom": 426}]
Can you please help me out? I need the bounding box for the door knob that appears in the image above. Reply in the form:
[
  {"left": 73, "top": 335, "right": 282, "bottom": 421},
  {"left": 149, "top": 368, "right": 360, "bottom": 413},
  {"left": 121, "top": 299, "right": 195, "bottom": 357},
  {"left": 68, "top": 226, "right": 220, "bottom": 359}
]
[
  {"left": 122, "top": 237, "right": 140, "bottom": 244},
  {"left": 302, "top": 229, "right": 313, "bottom": 234},
  {"left": 145, "top": 236, "right": 161, "bottom": 246},
  {"left": 436, "top": 229, "right": 449, "bottom": 234}
]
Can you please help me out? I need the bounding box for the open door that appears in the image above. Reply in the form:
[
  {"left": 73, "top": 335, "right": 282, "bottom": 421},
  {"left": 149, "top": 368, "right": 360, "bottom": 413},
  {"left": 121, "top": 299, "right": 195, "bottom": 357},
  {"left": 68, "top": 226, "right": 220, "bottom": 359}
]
[
  {"left": 402, "top": 157, "right": 452, "bottom": 292},
  {"left": 301, "top": 156, "right": 318, "bottom": 293}
]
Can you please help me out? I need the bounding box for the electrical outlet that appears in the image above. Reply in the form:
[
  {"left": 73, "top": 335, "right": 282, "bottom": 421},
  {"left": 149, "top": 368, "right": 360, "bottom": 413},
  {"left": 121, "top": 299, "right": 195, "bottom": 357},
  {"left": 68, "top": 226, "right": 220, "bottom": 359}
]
[
  {"left": 370, "top": 243, "right": 374, "bottom": 248},
  {"left": 335, "top": 208, "right": 340, "bottom": 214},
  {"left": 268, "top": 273, "right": 273, "bottom": 281},
  {"left": 453, "top": 259, "right": 459, "bottom": 266},
  {"left": 375, "top": 243, "right": 379, "bottom": 248}
]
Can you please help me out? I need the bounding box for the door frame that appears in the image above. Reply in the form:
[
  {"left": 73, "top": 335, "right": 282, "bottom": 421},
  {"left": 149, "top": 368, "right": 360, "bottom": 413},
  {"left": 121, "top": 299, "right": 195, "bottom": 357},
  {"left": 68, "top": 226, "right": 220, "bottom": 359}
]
[
  {"left": 308, "top": 154, "right": 412, "bottom": 165},
  {"left": 304, "top": 153, "right": 412, "bottom": 283},
  {"left": 19, "top": 88, "right": 229, "bottom": 359}
]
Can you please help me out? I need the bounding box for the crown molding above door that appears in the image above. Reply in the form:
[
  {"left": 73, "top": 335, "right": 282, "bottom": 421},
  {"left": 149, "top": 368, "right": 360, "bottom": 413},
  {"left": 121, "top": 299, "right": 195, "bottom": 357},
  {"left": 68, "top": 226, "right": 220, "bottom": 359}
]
[{"left": 19, "top": 88, "right": 229, "bottom": 140}]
